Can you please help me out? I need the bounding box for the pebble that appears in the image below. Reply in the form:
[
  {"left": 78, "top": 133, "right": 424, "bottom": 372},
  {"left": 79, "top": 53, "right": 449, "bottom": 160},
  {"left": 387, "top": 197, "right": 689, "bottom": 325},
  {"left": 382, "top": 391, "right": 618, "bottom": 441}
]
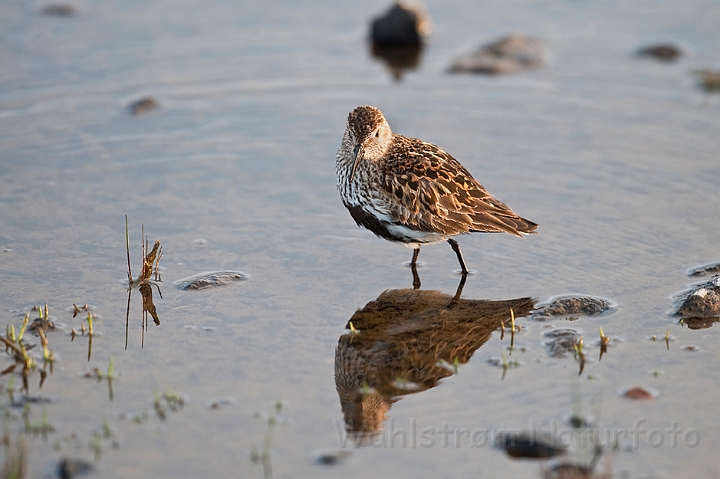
[
  {"left": 370, "top": 2, "right": 431, "bottom": 48},
  {"left": 449, "top": 35, "right": 544, "bottom": 75},
  {"left": 637, "top": 43, "right": 681, "bottom": 61}
]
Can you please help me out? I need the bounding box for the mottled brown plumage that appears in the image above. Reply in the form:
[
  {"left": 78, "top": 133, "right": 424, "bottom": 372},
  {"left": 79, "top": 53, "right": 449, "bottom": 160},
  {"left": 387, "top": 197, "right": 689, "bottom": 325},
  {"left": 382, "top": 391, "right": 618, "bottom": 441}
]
[{"left": 336, "top": 105, "right": 537, "bottom": 272}]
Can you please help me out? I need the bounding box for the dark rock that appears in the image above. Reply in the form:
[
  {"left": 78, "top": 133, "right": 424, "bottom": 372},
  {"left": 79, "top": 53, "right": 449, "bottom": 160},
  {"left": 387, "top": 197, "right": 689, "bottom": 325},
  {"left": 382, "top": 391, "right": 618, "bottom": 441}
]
[
  {"left": 313, "top": 449, "right": 351, "bottom": 465},
  {"left": 688, "top": 260, "right": 720, "bottom": 277},
  {"left": 128, "top": 97, "right": 159, "bottom": 115},
  {"left": 29, "top": 317, "right": 55, "bottom": 333},
  {"left": 673, "top": 276, "right": 720, "bottom": 319},
  {"left": 57, "top": 458, "right": 94, "bottom": 479},
  {"left": 496, "top": 431, "right": 566, "bottom": 458},
  {"left": 449, "top": 35, "right": 544, "bottom": 75},
  {"left": 533, "top": 295, "right": 614, "bottom": 320},
  {"left": 371, "top": 3, "right": 431, "bottom": 48},
  {"left": 637, "top": 44, "right": 681, "bottom": 61},
  {"left": 42, "top": 4, "right": 76, "bottom": 16},
  {"left": 174, "top": 271, "right": 249, "bottom": 290}
]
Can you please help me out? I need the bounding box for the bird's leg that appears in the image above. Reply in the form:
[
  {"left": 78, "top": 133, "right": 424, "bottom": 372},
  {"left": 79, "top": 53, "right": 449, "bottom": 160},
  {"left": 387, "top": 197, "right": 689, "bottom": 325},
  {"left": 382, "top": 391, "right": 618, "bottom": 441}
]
[
  {"left": 410, "top": 247, "right": 420, "bottom": 266},
  {"left": 447, "top": 239, "right": 468, "bottom": 274},
  {"left": 448, "top": 271, "right": 468, "bottom": 307},
  {"left": 411, "top": 263, "right": 421, "bottom": 290},
  {"left": 410, "top": 248, "right": 421, "bottom": 289}
]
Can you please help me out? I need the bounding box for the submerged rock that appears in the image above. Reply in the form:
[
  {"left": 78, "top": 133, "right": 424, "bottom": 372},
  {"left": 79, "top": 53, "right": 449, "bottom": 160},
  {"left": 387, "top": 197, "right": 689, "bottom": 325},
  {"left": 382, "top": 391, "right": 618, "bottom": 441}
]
[
  {"left": 543, "top": 462, "right": 611, "bottom": 479},
  {"left": 57, "top": 457, "right": 94, "bottom": 479},
  {"left": 449, "top": 35, "right": 544, "bottom": 75},
  {"left": 370, "top": 3, "right": 431, "bottom": 48},
  {"left": 128, "top": 97, "right": 159, "bottom": 115},
  {"left": 312, "top": 449, "right": 351, "bottom": 465},
  {"left": 495, "top": 431, "right": 566, "bottom": 458},
  {"left": 42, "top": 4, "right": 77, "bottom": 16},
  {"left": 688, "top": 260, "right": 720, "bottom": 277},
  {"left": 637, "top": 43, "right": 681, "bottom": 61},
  {"left": 532, "top": 295, "right": 615, "bottom": 320},
  {"left": 544, "top": 329, "right": 581, "bottom": 357},
  {"left": 29, "top": 317, "right": 56, "bottom": 333},
  {"left": 174, "top": 271, "right": 249, "bottom": 290},
  {"left": 693, "top": 70, "right": 720, "bottom": 92},
  {"left": 672, "top": 276, "right": 720, "bottom": 319}
]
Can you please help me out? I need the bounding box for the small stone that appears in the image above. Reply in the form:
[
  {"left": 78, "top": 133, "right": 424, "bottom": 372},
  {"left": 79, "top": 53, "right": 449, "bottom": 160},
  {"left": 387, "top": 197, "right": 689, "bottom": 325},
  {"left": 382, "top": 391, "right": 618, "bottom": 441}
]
[
  {"left": 688, "top": 260, "right": 720, "bottom": 277},
  {"left": 29, "top": 317, "right": 56, "bottom": 333},
  {"left": 637, "top": 44, "right": 681, "bottom": 61},
  {"left": 206, "top": 397, "right": 236, "bottom": 410},
  {"left": 128, "top": 97, "right": 159, "bottom": 115},
  {"left": 533, "top": 295, "right": 614, "bottom": 320},
  {"left": 673, "top": 276, "right": 720, "bottom": 318},
  {"left": 57, "top": 457, "right": 94, "bottom": 479},
  {"left": 623, "top": 386, "right": 655, "bottom": 400},
  {"left": 313, "top": 449, "right": 351, "bottom": 465},
  {"left": 42, "top": 4, "right": 76, "bottom": 16},
  {"left": 370, "top": 3, "right": 431, "bottom": 48},
  {"left": 174, "top": 271, "right": 249, "bottom": 290},
  {"left": 449, "top": 35, "right": 544, "bottom": 75},
  {"left": 496, "top": 431, "right": 566, "bottom": 458}
]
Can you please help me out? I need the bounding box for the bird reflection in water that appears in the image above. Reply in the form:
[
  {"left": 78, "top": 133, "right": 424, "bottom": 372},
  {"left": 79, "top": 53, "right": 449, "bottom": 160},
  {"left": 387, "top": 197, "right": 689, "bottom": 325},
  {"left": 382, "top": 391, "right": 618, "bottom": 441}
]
[{"left": 334, "top": 271, "right": 534, "bottom": 445}]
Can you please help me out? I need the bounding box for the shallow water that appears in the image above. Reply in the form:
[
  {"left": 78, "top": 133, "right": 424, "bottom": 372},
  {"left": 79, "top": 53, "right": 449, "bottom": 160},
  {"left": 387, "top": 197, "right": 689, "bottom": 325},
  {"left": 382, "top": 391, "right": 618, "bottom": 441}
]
[{"left": 1, "top": 0, "right": 719, "bottom": 477}]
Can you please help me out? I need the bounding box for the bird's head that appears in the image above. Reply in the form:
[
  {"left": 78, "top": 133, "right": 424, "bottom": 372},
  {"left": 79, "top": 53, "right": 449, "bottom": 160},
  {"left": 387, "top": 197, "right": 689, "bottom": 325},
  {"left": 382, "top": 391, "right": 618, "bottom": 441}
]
[{"left": 345, "top": 106, "right": 393, "bottom": 181}]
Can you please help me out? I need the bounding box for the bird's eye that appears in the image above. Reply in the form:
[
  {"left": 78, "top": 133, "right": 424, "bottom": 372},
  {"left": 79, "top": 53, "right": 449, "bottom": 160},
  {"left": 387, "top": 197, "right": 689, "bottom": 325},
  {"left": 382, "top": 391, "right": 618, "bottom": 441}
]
[{"left": 375, "top": 130, "right": 380, "bottom": 138}]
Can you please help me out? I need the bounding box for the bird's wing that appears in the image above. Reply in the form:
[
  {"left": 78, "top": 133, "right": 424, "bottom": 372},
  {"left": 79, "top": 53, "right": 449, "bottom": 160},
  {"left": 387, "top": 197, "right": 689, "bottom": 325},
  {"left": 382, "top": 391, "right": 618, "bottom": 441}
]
[{"left": 377, "top": 136, "right": 536, "bottom": 237}]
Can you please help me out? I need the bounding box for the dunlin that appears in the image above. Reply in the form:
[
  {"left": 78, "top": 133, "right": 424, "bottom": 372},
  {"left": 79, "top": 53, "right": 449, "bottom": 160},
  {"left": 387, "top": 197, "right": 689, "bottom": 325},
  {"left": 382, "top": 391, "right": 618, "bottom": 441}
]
[{"left": 336, "top": 105, "right": 537, "bottom": 274}]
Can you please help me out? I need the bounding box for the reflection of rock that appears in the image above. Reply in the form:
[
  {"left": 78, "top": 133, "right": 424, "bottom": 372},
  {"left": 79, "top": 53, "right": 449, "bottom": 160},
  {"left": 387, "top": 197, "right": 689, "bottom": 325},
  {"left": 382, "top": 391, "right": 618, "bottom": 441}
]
[
  {"left": 532, "top": 295, "right": 615, "bottom": 320},
  {"left": 672, "top": 276, "right": 720, "bottom": 326},
  {"left": 334, "top": 287, "right": 533, "bottom": 444},
  {"left": 371, "top": 44, "right": 423, "bottom": 81},
  {"left": 449, "top": 35, "right": 544, "bottom": 75},
  {"left": 371, "top": 3, "right": 431, "bottom": 48},
  {"left": 637, "top": 44, "right": 681, "bottom": 62}
]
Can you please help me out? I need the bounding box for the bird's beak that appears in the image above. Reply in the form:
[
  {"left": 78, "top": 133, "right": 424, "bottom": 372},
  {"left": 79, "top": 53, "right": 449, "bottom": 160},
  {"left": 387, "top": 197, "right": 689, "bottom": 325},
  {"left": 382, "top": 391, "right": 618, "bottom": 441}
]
[{"left": 350, "top": 143, "right": 362, "bottom": 181}]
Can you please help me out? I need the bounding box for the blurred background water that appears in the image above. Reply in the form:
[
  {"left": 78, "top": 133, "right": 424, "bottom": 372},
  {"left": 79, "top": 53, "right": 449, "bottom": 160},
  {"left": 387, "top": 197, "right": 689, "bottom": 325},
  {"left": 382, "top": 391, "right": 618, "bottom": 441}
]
[{"left": 1, "top": 0, "right": 719, "bottom": 478}]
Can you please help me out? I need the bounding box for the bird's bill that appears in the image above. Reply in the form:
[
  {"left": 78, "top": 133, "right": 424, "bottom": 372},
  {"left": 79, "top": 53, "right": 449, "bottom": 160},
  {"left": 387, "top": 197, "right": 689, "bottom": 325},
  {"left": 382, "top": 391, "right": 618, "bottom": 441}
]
[{"left": 350, "top": 143, "right": 362, "bottom": 181}]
